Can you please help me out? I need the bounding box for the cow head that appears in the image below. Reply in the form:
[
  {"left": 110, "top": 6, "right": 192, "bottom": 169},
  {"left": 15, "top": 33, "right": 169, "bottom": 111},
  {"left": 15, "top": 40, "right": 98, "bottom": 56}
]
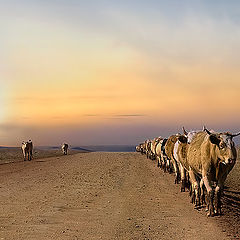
[
  {"left": 187, "top": 131, "right": 197, "bottom": 144},
  {"left": 155, "top": 137, "right": 162, "bottom": 144},
  {"left": 147, "top": 140, "right": 152, "bottom": 150},
  {"left": 22, "top": 141, "right": 27, "bottom": 146},
  {"left": 182, "top": 127, "right": 197, "bottom": 144},
  {"left": 177, "top": 135, "right": 188, "bottom": 144},
  {"left": 205, "top": 127, "right": 239, "bottom": 165}
]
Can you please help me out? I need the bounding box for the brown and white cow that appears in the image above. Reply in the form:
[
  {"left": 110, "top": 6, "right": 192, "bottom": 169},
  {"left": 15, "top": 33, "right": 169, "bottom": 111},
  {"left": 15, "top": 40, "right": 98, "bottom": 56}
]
[
  {"left": 22, "top": 140, "right": 33, "bottom": 161},
  {"left": 187, "top": 127, "right": 239, "bottom": 216},
  {"left": 62, "top": 143, "right": 69, "bottom": 155}
]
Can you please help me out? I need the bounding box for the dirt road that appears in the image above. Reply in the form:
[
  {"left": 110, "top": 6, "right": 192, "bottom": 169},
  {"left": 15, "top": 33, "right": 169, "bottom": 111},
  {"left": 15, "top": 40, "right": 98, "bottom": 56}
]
[{"left": 0, "top": 152, "right": 237, "bottom": 239}]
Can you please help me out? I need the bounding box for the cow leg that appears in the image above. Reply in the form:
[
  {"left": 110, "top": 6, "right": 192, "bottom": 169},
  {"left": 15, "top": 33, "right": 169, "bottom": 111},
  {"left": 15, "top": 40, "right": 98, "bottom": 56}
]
[
  {"left": 186, "top": 172, "right": 191, "bottom": 190},
  {"left": 171, "top": 158, "right": 179, "bottom": 184},
  {"left": 180, "top": 164, "right": 186, "bottom": 192},
  {"left": 214, "top": 185, "right": 222, "bottom": 216},
  {"left": 189, "top": 170, "right": 200, "bottom": 207},
  {"left": 159, "top": 155, "right": 165, "bottom": 171},
  {"left": 167, "top": 159, "right": 173, "bottom": 173},
  {"left": 30, "top": 150, "right": 32, "bottom": 160},
  {"left": 23, "top": 150, "right": 26, "bottom": 161},
  {"left": 163, "top": 157, "right": 168, "bottom": 172},
  {"left": 214, "top": 173, "right": 227, "bottom": 216},
  {"left": 157, "top": 156, "right": 160, "bottom": 168},
  {"left": 203, "top": 175, "right": 214, "bottom": 216},
  {"left": 189, "top": 182, "right": 192, "bottom": 197},
  {"left": 161, "top": 155, "right": 165, "bottom": 171},
  {"left": 200, "top": 179, "right": 206, "bottom": 205},
  {"left": 158, "top": 154, "right": 162, "bottom": 169}
]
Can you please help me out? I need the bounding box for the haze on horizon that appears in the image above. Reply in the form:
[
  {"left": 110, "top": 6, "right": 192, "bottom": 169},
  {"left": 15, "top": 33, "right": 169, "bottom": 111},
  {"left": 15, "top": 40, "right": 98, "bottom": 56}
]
[{"left": 1, "top": 0, "right": 240, "bottom": 146}]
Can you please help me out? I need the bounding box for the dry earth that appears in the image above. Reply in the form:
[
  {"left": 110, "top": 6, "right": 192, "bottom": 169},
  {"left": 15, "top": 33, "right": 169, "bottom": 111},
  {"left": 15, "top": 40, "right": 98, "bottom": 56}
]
[
  {"left": 0, "top": 147, "right": 83, "bottom": 165},
  {"left": 0, "top": 151, "right": 239, "bottom": 240}
]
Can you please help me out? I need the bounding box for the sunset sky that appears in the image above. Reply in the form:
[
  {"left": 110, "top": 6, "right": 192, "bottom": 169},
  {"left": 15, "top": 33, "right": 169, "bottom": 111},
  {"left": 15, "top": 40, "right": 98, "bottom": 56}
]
[{"left": 1, "top": 0, "right": 240, "bottom": 146}]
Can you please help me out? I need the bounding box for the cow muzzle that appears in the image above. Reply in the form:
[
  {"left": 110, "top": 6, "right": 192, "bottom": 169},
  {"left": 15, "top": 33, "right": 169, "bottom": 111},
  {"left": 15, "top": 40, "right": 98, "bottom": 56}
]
[
  {"left": 222, "top": 158, "right": 235, "bottom": 165},
  {"left": 227, "top": 158, "right": 235, "bottom": 164}
]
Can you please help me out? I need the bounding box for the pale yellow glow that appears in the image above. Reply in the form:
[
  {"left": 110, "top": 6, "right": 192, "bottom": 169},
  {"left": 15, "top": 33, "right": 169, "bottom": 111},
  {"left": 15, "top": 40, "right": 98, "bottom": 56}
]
[
  {"left": 0, "top": 88, "right": 6, "bottom": 123},
  {"left": 2, "top": 3, "right": 240, "bottom": 147}
]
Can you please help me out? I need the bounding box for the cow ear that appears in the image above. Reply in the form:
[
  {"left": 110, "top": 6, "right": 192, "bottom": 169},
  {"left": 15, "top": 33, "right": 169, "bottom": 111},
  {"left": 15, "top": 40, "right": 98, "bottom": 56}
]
[
  {"left": 178, "top": 136, "right": 187, "bottom": 143},
  {"left": 209, "top": 134, "right": 221, "bottom": 145}
]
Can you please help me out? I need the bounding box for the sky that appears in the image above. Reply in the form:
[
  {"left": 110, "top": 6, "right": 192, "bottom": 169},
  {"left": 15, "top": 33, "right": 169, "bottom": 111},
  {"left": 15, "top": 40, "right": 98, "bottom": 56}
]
[{"left": 1, "top": 0, "right": 240, "bottom": 146}]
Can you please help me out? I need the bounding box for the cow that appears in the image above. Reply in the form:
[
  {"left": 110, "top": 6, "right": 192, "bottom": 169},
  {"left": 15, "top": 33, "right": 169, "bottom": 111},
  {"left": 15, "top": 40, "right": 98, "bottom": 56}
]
[
  {"left": 139, "top": 143, "right": 145, "bottom": 154},
  {"left": 149, "top": 137, "right": 161, "bottom": 160},
  {"left": 136, "top": 145, "right": 141, "bottom": 152},
  {"left": 62, "top": 143, "right": 69, "bottom": 155},
  {"left": 165, "top": 134, "right": 180, "bottom": 181},
  {"left": 157, "top": 138, "right": 169, "bottom": 171},
  {"left": 173, "top": 127, "right": 198, "bottom": 192},
  {"left": 146, "top": 140, "right": 153, "bottom": 159},
  {"left": 161, "top": 138, "right": 169, "bottom": 167},
  {"left": 186, "top": 127, "right": 239, "bottom": 216},
  {"left": 141, "top": 141, "right": 147, "bottom": 155},
  {"left": 173, "top": 135, "right": 188, "bottom": 192},
  {"left": 152, "top": 137, "right": 165, "bottom": 168},
  {"left": 22, "top": 140, "right": 33, "bottom": 161}
]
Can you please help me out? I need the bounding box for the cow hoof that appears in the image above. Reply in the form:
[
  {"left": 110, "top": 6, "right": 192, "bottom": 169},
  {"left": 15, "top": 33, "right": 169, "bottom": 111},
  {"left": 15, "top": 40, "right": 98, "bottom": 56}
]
[
  {"left": 214, "top": 209, "right": 222, "bottom": 216},
  {"left": 207, "top": 212, "right": 215, "bottom": 217},
  {"left": 181, "top": 188, "right": 185, "bottom": 192}
]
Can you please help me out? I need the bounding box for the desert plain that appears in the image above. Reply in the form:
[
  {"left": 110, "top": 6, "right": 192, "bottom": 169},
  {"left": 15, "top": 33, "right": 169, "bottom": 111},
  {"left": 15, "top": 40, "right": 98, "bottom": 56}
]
[{"left": 0, "top": 148, "right": 239, "bottom": 240}]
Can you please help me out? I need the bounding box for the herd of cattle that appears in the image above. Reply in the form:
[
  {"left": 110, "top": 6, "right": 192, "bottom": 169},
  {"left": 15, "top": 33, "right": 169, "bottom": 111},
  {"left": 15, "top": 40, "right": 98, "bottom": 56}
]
[
  {"left": 21, "top": 141, "right": 69, "bottom": 161},
  {"left": 136, "top": 126, "right": 239, "bottom": 217}
]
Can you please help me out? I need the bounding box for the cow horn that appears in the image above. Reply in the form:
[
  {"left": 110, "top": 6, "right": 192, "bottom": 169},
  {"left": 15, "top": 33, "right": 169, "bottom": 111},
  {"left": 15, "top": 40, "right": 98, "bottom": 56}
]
[
  {"left": 182, "top": 127, "right": 188, "bottom": 135},
  {"left": 231, "top": 132, "right": 240, "bottom": 137},
  {"left": 203, "top": 126, "right": 211, "bottom": 135}
]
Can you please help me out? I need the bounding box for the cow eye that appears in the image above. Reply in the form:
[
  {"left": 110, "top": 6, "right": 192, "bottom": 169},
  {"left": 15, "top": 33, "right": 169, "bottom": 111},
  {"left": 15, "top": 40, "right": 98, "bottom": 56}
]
[{"left": 219, "top": 144, "right": 225, "bottom": 149}]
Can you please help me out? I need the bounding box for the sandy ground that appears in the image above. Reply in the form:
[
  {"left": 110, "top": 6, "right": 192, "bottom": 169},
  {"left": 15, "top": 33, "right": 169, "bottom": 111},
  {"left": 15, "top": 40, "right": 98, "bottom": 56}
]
[
  {"left": 0, "top": 147, "right": 83, "bottom": 165},
  {"left": 0, "top": 152, "right": 239, "bottom": 240}
]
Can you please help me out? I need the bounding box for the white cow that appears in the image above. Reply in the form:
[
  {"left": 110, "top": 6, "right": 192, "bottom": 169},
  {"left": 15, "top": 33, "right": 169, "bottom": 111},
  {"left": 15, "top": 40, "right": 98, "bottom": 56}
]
[
  {"left": 173, "top": 128, "right": 198, "bottom": 192},
  {"left": 22, "top": 140, "right": 33, "bottom": 161}
]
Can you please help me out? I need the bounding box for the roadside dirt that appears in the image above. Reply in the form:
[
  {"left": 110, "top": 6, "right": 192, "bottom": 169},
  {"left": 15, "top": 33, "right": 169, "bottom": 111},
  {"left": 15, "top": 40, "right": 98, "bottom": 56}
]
[
  {"left": 0, "top": 147, "right": 83, "bottom": 165},
  {"left": 0, "top": 152, "right": 238, "bottom": 240}
]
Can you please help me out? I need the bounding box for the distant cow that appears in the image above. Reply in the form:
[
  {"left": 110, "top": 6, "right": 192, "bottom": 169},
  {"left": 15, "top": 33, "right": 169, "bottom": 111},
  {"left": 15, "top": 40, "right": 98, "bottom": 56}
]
[
  {"left": 22, "top": 140, "right": 33, "bottom": 161},
  {"left": 135, "top": 145, "right": 141, "bottom": 152},
  {"left": 62, "top": 143, "right": 69, "bottom": 155},
  {"left": 150, "top": 137, "right": 162, "bottom": 161}
]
